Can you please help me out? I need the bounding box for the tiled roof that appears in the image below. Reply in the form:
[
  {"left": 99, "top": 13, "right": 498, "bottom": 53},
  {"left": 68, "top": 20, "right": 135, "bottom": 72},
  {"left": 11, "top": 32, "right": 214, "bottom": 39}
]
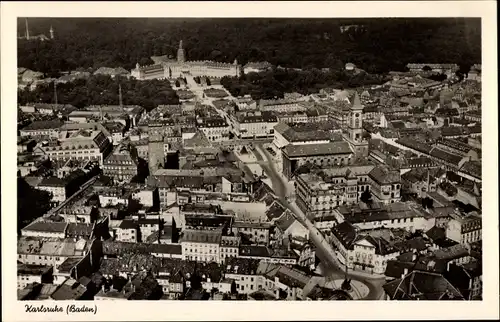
[
  {"left": 396, "top": 138, "right": 433, "bottom": 154},
  {"left": 283, "top": 141, "right": 352, "bottom": 158},
  {"left": 102, "top": 240, "right": 182, "bottom": 256},
  {"left": 266, "top": 200, "right": 287, "bottom": 221},
  {"left": 459, "top": 161, "right": 481, "bottom": 179},
  {"left": 368, "top": 166, "right": 401, "bottom": 184},
  {"left": 225, "top": 257, "right": 261, "bottom": 275},
  {"left": 181, "top": 229, "right": 222, "bottom": 244},
  {"left": 50, "top": 278, "right": 87, "bottom": 300},
  {"left": 343, "top": 204, "right": 424, "bottom": 225},
  {"left": 66, "top": 223, "right": 93, "bottom": 238},
  {"left": 331, "top": 221, "right": 357, "bottom": 249},
  {"left": 21, "top": 119, "right": 64, "bottom": 131},
  {"left": 383, "top": 270, "right": 464, "bottom": 300},
  {"left": 17, "top": 263, "right": 52, "bottom": 276},
  {"left": 239, "top": 245, "right": 271, "bottom": 258},
  {"left": 22, "top": 221, "right": 67, "bottom": 233},
  {"left": 275, "top": 122, "right": 332, "bottom": 142},
  {"left": 275, "top": 211, "right": 296, "bottom": 232},
  {"left": 429, "top": 148, "right": 463, "bottom": 166}
]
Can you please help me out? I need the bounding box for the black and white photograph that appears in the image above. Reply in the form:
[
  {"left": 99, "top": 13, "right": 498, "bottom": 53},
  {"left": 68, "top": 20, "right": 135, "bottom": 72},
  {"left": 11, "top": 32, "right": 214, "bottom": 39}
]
[{"left": 2, "top": 1, "right": 498, "bottom": 321}]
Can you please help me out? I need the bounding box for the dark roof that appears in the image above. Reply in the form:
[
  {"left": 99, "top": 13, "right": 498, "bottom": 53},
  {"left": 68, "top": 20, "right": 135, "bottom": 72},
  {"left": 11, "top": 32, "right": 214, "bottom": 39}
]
[
  {"left": 102, "top": 241, "right": 182, "bottom": 256},
  {"left": 181, "top": 229, "right": 222, "bottom": 244},
  {"left": 66, "top": 223, "right": 93, "bottom": 238},
  {"left": 459, "top": 160, "right": 481, "bottom": 179},
  {"left": 22, "top": 221, "right": 67, "bottom": 233},
  {"left": 56, "top": 258, "right": 81, "bottom": 274},
  {"left": 17, "top": 263, "right": 52, "bottom": 276},
  {"left": 368, "top": 166, "right": 401, "bottom": 184},
  {"left": 444, "top": 263, "right": 482, "bottom": 300},
  {"left": 396, "top": 138, "right": 433, "bottom": 154},
  {"left": 185, "top": 214, "right": 232, "bottom": 229},
  {"left": 119, "top": 220, "right": 138, "bottom": 230},
  {"left": 360, "top": 235, "right": 398, "bottom": 256},
  {"left": 50, "top": 279, "right": 87, "bottom": 300},
  {"left": 331, "top": 222, "right": 357, "bottom": 249},
  {"left": 21, "top": 119, "right": 64, "bottom": 131},
  {"left": 39, "top": 176, "right": 68, "bottom": 187},
  {"left": 225, "top": 257, "right": 261, "bottom": 275},
  {"left": 275, "top": 210, "right": 295, "bottom": 231},
  {"left": 393, "top": 237, "right": 429, "bottom": 253},
  {"left": 239, "top": 245, "right": 271, "bottom": 258},
  {"left": 274, "top": 122, "right": 332, "bottom": 143},
  {"left": 283, "top": 141, "right": 352, "bottom": 158},
  {"left": 266, "top": 200, "right": 287, "bottom": 220},
  {"left": 429, "top": 148, "right": 463, "bottom": 166},
  {"left": 425, "top": 226, "right": 446, "bottom": 242},
  {"left": 383, "top": 270, "right": 464, "bottom": 300}
]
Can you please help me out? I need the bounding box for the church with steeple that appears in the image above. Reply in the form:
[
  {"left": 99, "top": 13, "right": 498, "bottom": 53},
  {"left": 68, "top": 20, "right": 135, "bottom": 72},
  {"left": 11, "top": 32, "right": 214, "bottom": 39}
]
[
  {"left": 343, "top": 92, "right": 369, "bottom": 158},
  {"left": 131, "top": 40, "right": 241, "bottom": 80}
]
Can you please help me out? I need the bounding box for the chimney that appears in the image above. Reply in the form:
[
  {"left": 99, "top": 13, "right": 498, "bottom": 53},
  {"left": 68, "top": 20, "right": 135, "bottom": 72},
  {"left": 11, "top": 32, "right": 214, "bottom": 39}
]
[{"left": 446, "top": 261, "right": 452, "bottom": 272}]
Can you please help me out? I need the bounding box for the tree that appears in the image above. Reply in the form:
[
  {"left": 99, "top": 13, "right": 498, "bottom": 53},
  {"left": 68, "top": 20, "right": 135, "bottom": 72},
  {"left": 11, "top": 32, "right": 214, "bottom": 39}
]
[
  {"left": 422, "top": 65, "right": 433, "bottom": 72},
  {"left": 421, "top": 197, "right": 434, "bottom": 209},
  {"left": 18, "top": 74, "right": 179, "bottom": 112},
  {"left": 360, "top": 189, "right": 373, "bottom": 205},
  {"left": 175, "top": 80, "right": 181, "bottom": 87},
  {"left": 210, "top": 287, "right": 218, "bottom": 299},
  {"left": 18, "top": 19, "right": 480, "bottom": 76},
  {"left": 230, "top": 281, "right": 237, "bottom": 294},
  {"left": 206, "top": 77, "right": 211, "bottom": 86},
  {"left": 17, "top": 177, "right": 52, "bottom": 232}
]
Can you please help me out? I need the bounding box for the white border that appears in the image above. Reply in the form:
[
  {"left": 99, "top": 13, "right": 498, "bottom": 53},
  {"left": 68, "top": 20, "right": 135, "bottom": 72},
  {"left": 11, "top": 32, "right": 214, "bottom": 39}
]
[{"left": 2, "top": 1, "right": 498, "bottom": 321}]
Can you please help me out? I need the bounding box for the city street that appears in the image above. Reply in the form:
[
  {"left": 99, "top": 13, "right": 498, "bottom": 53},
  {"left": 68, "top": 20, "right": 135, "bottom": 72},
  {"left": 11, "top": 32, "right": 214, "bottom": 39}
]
[{"left": 253, "top": 144, "right": 386, "bottom": 300}]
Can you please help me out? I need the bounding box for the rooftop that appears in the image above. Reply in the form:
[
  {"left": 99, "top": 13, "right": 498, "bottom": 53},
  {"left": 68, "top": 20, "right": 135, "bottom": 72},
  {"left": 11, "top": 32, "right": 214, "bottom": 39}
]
[
  {"left": 283, "top": 141, "right": 352, "bottom": 158},
  {"left": 181, "top": 229, "right": 223, "bottom": 244}
]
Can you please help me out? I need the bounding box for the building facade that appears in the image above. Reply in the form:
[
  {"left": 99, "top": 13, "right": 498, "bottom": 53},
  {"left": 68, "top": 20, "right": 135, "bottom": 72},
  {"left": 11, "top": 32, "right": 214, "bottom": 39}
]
[{"left": 131, "top": 40, "right": 241, "bottom": 80}]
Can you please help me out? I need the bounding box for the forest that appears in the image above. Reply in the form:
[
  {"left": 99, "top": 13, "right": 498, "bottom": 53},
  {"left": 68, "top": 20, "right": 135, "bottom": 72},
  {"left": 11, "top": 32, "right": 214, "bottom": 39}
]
[
  {"left": 221, "top": 68, "right": 389, "bottom": 100},
  {"left": 18, "top": 18, "right": 481, "bottom": 75},
  {"left": 17, "top": 75, "right": 179, "bottom": 111}
]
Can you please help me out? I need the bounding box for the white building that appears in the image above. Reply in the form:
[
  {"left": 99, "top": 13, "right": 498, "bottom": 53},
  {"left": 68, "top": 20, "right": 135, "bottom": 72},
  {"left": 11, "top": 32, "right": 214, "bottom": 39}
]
[
  {"left": 446, "top": 212, "right": 482, "bottom": 244},
  {"left": 181, "top": 229, "right": 223, "bottom": 263},
  {"left": 330, "top": 222, "right": 400, "bottom": 275},
  {"left": 231, "top": 111, "right": 278, "bottom": 139}
]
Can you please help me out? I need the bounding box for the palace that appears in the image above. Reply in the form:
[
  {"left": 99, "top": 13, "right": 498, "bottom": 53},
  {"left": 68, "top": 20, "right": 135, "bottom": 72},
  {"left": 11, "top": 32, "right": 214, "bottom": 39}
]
[{"left": 131, "top": 40, "right": 242, "bottom": 80}]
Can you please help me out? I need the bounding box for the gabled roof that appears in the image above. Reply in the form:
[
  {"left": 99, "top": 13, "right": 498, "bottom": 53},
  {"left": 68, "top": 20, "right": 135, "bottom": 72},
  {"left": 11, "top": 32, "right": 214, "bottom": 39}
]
[
  {"left": 383, "top": 270, "right": 464, "bottom": 300},
  {"left": 283, "top": 141, "right": 353, "bottom": 158}
]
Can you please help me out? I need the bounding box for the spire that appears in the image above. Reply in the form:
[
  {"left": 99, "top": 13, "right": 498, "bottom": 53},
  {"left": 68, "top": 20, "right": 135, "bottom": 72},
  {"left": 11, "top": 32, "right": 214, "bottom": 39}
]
[
  {"left": 25, "top": 18, "right": 30, "bottom": 40},
  {"left": 119, "top": 84, "right": 123, "bottom": 108},
  {"left": 54, "top": 82, "right": 58, "bottom": 109},
  {"left": 351, "top": 92, "right": 363, "bottom": 110}
]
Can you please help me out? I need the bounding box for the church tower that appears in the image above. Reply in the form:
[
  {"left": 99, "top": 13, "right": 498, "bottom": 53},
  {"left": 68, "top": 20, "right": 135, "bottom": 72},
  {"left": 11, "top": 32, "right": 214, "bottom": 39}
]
[
  {"left": 345, "top": 92, "right": 369, "bottom": 158},
  {"left": 148, "top": 125, "right": 165, "bottom": 174},
  {"left": 177, "top": 40, "right": 185, "bottom": 63},
  {"left": 50, "top": 26, "right": 54, "bottom": 39},
  {"left": 348, "top": 92, "right": 364, "bottom": 143}
]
